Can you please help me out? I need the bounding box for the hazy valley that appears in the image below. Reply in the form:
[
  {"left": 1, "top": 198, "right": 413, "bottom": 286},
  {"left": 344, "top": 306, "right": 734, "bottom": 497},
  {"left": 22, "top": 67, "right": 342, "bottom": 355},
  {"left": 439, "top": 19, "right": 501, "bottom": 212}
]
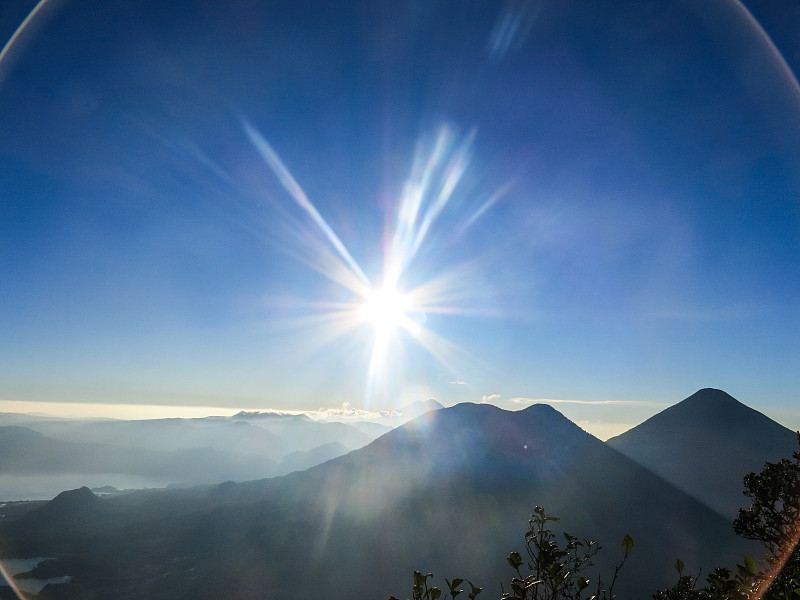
[
  {"left": 0, "top": 405, "right": 412, "bottom": 500},
  {"left": 0, "top": 389, "right": 796, "bottom": 600}
]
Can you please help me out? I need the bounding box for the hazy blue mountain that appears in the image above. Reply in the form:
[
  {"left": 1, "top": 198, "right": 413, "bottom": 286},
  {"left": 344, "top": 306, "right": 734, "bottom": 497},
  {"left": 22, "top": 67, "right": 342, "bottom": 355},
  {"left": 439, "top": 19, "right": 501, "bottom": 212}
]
[
  {"left": 0, "top": 403, "right": 754, "bottom": 600},
  {"left": 230, "top": 412, "right": 376, "bottom": 455},
  {"left": 606, "top": 388, "right": 798, "bottom": 519},
  {"left": 0, "top": 413, "right": 72, "bottom": 425},
  {"left": 344, "top": 420, "right": 393, "bottom": 438},
  {"left": 0, "top": 412, "right": 388, "bottom": 499},
  {"left": 0, "top": 425, "right": 277, "bottom": 486},
  {"left": 25, "top": 413, "right": 379, "bottom": 460},
  {"left": 275, "top": 441, "right": 350, "bottom": 474},
  {"left": 26, "top": 417, "right": 284, "bottom": 458}
]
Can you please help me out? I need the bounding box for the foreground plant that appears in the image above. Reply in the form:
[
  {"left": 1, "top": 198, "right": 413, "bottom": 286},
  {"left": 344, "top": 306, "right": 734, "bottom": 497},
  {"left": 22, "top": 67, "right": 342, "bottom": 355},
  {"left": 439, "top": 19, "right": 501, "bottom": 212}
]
[
  {"left": 655, "top": 433, "right": 800, "bottom": 600},
  {"left": 391, "top": 506, "right": 632, "bottom": 600}
]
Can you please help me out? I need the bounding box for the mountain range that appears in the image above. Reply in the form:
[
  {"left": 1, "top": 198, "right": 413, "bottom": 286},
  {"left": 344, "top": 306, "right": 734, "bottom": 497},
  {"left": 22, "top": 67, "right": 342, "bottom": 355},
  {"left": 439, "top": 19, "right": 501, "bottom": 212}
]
[
  {"left": 0, "top": 411, "right": 394, "bottom": 497},
  {"left": 1, "top": 389, "right": 785, "bottom": 600}
]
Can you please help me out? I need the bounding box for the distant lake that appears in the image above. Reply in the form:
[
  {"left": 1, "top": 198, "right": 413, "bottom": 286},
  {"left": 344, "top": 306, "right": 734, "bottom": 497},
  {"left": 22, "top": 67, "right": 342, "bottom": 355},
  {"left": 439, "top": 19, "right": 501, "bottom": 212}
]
[
  {"left": 0, "top": 473, "right": 174, "bottom": 501},
  {"left": 0, "top": 558, "right": 70, "bottom": 595}
]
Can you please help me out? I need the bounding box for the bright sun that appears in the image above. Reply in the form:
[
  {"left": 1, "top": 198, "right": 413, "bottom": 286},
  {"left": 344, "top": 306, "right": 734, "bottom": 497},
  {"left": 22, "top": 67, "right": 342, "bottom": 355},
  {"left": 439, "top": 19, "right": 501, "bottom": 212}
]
[
  {"left": 359, "top": 285, "right": 412, "bottom": 335},
  {"left": 246, "top": 121, "right": 477, "bottom": 405}
]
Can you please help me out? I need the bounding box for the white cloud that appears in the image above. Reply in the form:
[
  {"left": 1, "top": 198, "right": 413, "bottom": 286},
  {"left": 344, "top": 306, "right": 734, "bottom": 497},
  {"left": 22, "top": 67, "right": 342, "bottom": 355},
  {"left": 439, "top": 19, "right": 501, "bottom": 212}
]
[
  {"left": 0, "top": 400, "right": 247, "bottom": 420},
  {"left": 308, "top": 404, "right": 400, "bottom": 420},
  {"left": 449, "top": 379, "right": 467, "bottom": 385},
  {"left": 0, "top": 400, "right": 399, "bottom": 423},
  {"left": 234, "top": 408, "right": 307, "bottom": 417},
  {"left": 481, "top": 394, "right": 501, "bottom": 403},
  {"left": 232, "top": 403, "right": 400, "bottom": 421}
]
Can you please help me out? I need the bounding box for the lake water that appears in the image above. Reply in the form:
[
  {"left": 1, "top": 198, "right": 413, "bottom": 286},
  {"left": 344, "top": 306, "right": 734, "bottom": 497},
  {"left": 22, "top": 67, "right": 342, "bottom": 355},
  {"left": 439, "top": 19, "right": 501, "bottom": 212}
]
[
  {"left": 0, "top": 473, "right": 173, "bottom": 501},
  {"left": 0, "top": 558, "right": 71, "bottom": 595}
]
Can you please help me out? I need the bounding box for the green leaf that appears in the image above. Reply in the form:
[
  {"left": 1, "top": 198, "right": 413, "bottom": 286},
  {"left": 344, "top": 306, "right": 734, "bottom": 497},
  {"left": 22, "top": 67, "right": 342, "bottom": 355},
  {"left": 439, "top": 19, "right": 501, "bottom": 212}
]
[
  {"left": 674, "top": 559, "right": 685, "bottom": 575},
  {"left": 431, "top": 587, "right": 441, "bottom": 600},
  {"left": 621, "top": 534, "right": 634, "bottom": 554},
  {"left": 467, "top": 580, "right": 482, "bottom": 598},
  {"left": 743, "top": 556, "right": 758, "bottom": 576},
  {"left": 507, "top": 552, "right": 524, "bottom": 570},
  {"left": 447, "top": 578, "right": 464, "bottom": 591}
]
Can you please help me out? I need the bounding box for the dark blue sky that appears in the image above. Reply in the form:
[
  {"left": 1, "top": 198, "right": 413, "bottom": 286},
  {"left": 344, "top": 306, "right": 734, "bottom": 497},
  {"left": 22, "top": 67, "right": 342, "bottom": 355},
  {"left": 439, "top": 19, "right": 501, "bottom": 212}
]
[{"left": 1, "top": 0, "right": 799, "bottom": 436}]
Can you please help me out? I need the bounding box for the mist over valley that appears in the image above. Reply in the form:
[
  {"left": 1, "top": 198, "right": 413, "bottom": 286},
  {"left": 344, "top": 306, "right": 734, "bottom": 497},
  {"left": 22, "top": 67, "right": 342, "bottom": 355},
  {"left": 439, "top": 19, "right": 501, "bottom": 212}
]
[{"left": 0, "top": 389, "right": 795, "bottom": 600}]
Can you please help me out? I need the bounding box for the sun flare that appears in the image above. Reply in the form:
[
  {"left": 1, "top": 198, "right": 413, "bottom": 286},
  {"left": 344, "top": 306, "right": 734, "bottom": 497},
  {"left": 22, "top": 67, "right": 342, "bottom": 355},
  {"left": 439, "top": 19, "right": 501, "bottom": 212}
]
[
  {"left": 359, "top": 285, "right": 412, "bottom": 335},
  {"left": 245, "top": 122, "right": 485, "bottom": 406}
]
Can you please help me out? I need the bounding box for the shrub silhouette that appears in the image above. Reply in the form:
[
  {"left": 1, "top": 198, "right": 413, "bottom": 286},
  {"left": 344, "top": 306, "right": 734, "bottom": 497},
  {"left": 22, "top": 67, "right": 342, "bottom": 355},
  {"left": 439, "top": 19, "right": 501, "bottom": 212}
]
[
  {"left": 392, "top": 506, "right": 632, "bottom": 600},
  {"left": 655, "top": 434, "right": 800, "bottom": 600},
  {"left": 396, "top": 436, "right": 800, "bottom": 600}
]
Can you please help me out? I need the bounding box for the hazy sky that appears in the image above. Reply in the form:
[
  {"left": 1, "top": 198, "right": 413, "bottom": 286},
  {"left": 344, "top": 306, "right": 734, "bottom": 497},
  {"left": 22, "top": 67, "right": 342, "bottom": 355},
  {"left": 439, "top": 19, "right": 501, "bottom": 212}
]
[{"left": 1, "top": 0, "right": 799, "bottom": 437}]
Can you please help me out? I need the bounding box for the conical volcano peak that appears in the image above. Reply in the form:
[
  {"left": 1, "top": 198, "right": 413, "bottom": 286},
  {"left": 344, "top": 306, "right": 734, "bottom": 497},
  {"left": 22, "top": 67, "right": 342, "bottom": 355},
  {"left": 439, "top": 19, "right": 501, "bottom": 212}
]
[
  {"left": 607, "top": 388, "right": 796, "bottom": 519},
  {"left": 665, "top": 388, "right": 761, "bottom": 424},
  {"left": 682, "top": 388, "right": 741, "bottom": 409}
]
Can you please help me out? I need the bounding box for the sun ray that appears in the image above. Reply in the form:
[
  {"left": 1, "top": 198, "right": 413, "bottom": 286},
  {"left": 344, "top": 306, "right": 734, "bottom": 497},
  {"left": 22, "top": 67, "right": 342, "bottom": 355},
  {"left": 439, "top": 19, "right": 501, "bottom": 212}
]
[
  {"left": 385, "top": 126, "right": 475, "bottom": 288},
  {"left": 243, "top": 118, "right": 372, "bottom": 292},
  {"left": 459, "top": 180, "right": 514, "bottom": 235},
  {"left": 244, "top": 119, "right": 498, "bottom": 406},
  {"left": 408, "top": 128, "right": 475, "bottom": 260}
]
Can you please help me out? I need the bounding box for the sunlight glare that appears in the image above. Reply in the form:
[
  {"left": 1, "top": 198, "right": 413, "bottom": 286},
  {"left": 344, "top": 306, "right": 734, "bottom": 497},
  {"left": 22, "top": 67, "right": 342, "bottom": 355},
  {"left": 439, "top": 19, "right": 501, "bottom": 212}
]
[
  {"left": 359, "top": 285, "right": 412, "bottom": 335},
  {"left": 245, "top": 120, "right": 500, "bottom": 407}
]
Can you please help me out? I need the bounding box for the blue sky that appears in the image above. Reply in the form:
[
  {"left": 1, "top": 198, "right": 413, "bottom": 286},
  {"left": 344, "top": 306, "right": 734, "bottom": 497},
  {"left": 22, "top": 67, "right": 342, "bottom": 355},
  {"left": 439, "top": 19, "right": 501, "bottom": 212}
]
[{"left": 1, "top": 0, "right": 799, "bottom": 437}]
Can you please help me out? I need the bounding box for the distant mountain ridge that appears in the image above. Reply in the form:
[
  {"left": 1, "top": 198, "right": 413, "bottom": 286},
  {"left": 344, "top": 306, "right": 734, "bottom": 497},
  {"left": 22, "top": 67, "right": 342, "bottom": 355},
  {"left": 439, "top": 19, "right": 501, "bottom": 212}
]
[
  {"left": 0, "top": 424, "right": 278, "bottom": 483},
  {"left": 22, "top": 417, "right": 284, "bottom": 456},
  {"left": 607, "top": 388, "right": 798, "bottom": 519},
  {"left": 229, "top": 412, "right": 376, "bottom": 454},
  {"left": 1, "top": 401, "right": 754, "bottom": 600},
  {"left": 0, "top": 419, "right": 372, "bottom": 494}
]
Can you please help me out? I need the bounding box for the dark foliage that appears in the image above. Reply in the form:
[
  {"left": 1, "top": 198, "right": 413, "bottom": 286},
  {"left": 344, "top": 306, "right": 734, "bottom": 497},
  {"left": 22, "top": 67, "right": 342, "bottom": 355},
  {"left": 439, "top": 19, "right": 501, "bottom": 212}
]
[
  {"left": 397, "top": 435, "right": 800, "bottom": 600},
  {"left": 654, "top": 434, "right": 800, "bottom": 600},
  {"left": 734, "top": 433, "right": 800, "bottom": 600},
  {"left": 393, "top": 506, "right": 632, "bottom": 600}
]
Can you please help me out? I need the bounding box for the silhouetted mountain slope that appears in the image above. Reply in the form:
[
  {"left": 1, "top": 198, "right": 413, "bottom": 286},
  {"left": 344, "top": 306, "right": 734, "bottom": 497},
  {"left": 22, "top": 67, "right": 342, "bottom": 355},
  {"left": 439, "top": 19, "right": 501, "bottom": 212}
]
[
  {"left": 33, "top": 487, "right": 102, "bottom": 531},
  {"left": 248, "top": 403, "right": 750, "bottom": 598},
  {"left": 607, "top": 388, "right": 798, "bottom": 519},
  {"left": 0, "top": 403, "right": 755, "bottom": 600}
]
